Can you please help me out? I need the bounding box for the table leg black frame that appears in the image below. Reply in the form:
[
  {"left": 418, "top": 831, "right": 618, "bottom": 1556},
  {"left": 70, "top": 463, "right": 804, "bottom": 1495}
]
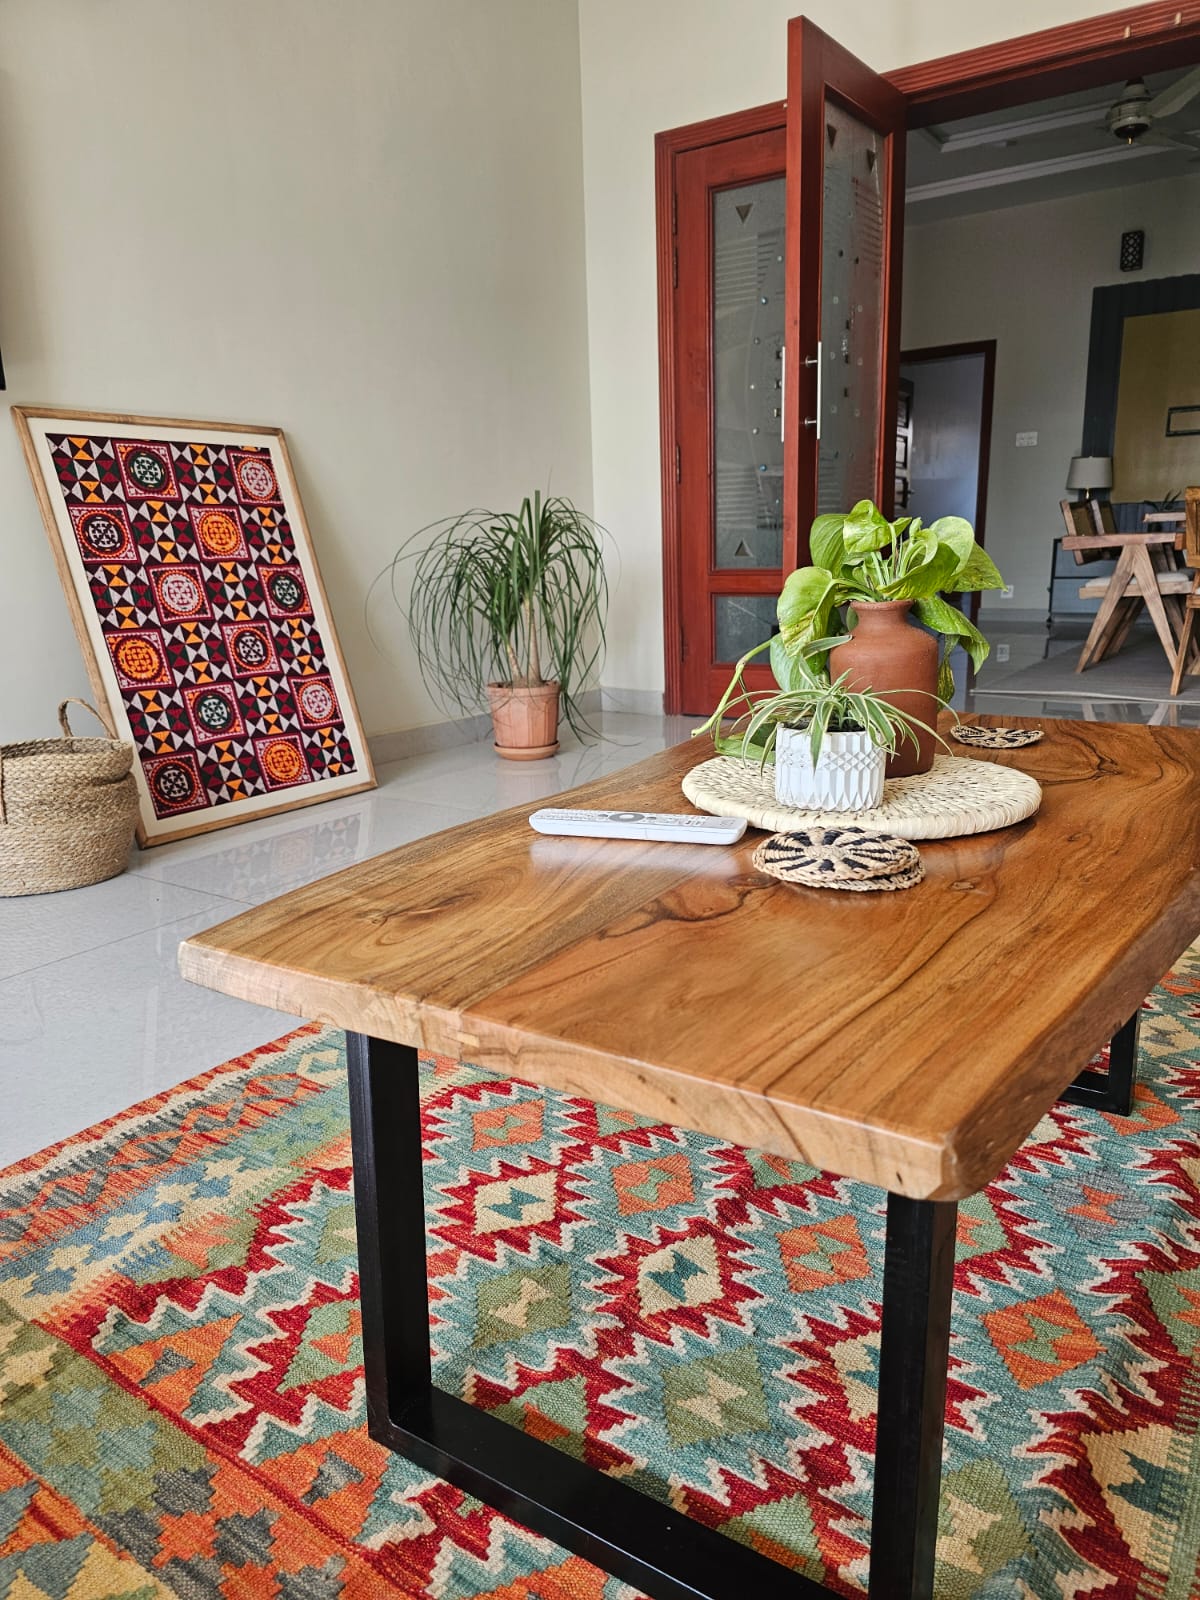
[
  {"left": 1059, "top": 1010, "right": 1141, "bottom": 1116},
  {"left": 346, "top": 1031, "right": 956, "bottom": 1600}
]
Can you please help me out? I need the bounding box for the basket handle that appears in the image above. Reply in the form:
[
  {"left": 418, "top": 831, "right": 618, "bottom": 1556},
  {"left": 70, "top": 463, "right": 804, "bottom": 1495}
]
[
  {"left": 58, "top": 698, "right": 118, "bottom": 739},
  {"left": 0, "top": 699, "right": 120, "bottom": 825}
]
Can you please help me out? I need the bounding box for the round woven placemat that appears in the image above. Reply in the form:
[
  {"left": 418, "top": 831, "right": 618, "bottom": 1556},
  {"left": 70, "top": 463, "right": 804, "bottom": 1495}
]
[
  {"left": 951, "top": 725, "right": 1044, "bottom": 749},
  {"left": 682, "top": 753, "right": 1041, "bottom": 839},
  {"left": 753, "top": 829, "right": 925, "bottom": 892}
]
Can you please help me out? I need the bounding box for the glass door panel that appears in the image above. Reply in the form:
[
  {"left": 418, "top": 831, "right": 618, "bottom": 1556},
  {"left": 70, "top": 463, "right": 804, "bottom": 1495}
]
[
  {"left": 713, "top": 593, "right": 779, "bottom": 664},
  {"left": 783, "top": 18, "right": 906, "bottom": 556},
  {"left": 713, "top": 178, "right": 786, "bottom": 571},
  {"left": 818, "top": 101, "right": 886, "bottom": 514}
]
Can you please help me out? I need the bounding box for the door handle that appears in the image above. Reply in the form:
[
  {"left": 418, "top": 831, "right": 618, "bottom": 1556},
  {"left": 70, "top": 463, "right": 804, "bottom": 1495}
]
[{"left": 803, "top": 342, "right": 822, "bottom": 440}]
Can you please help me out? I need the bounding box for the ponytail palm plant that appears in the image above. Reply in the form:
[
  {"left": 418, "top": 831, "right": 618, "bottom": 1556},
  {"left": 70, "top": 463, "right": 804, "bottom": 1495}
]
[{"left": 382, "top": 492, "right": 609, "bottom": 740}]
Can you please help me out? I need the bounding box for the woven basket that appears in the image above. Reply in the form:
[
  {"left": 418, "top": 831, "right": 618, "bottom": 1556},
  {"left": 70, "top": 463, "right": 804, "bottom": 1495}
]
[{"left": 0, "top": 699, "right": 140, "bottom": 897}]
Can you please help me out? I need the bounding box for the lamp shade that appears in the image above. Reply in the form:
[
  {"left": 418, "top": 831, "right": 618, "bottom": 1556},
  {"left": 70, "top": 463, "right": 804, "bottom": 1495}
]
[{"left": 1066, "top": 455, "right": 1113, "bottom": 491}]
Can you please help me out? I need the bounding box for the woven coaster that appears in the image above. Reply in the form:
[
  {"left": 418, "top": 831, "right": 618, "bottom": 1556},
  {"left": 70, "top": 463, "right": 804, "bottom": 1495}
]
[
  {"left": 951, "top": 725, "right": 1044, "bottom": 749},
  {"left": 753, "top": 827, "right": 924, "bottom": 892}
]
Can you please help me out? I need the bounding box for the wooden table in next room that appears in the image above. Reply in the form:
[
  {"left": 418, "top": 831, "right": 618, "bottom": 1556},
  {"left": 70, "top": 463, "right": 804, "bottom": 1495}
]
[{"left": 179, "top": 715, "right": 1200, "bottom": 1600}]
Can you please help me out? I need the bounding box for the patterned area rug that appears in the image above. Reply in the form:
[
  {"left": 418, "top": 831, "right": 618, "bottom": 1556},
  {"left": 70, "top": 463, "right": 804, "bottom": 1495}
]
[{"left": 4, "top": 962, "right": 1200, "bottom": 1599}]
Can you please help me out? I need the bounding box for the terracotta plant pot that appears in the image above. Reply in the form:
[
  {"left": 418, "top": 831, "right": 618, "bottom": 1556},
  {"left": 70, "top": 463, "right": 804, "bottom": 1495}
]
[
  {"left": 828, "top": 600, "right": 939, "bottom": 778},
  {"left": 487, "top": 681, "right": 560, "bottom": 761}
]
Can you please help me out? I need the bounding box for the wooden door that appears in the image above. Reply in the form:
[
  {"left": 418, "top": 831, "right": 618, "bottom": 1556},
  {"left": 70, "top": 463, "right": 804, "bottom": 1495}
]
[
  {"left": 783, "top": 17, "right": 907, "bottom": 560},
  {"left": 675, "top": 127, "right": 788, "bottom": 714}
]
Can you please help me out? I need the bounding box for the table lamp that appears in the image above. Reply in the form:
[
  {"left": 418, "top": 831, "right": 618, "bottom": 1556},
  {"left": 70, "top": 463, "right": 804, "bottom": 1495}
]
[{"left": 1066, "top": 455, "right": 1113, "bottom": 502}]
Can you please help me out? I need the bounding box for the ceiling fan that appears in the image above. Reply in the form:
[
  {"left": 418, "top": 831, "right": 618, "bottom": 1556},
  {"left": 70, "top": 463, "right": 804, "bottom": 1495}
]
[{"left": 1104, "top": 70, "right": 1200, "bottom": 151}]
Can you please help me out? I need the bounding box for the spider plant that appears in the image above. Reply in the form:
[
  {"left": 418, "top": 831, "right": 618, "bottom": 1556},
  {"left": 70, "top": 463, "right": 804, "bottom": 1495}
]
[
  {"left": 380, "top": 492, "right": 609, "bottom": 740},
  {"left": 694, "top": 635, "right": 946, "bottom": 765}
]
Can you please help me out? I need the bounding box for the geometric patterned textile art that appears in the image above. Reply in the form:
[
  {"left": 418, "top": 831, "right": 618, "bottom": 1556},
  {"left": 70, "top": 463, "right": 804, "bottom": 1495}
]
[
  {"left": 13, "top": 407, "right": 374, "bottom": 845},
  {"left": 4, "top": 977, "right": 1200, "bottom": 1598}
]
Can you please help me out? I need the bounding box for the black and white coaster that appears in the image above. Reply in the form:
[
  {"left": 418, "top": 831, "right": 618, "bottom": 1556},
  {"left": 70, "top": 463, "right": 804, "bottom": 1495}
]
[
  {"left": 752, "top": 826, "right": 924, "bottom": 892},
  {"left": 951, "top": 725, "right": 1044, "bottom": 749}
]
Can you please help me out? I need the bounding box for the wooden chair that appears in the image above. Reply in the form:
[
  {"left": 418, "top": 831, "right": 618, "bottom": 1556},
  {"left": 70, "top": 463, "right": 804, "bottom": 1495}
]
[
  {"left": 1169, "top": 487, "right": 1200, "bottom": 696},
  {"left": 1060, "top": 499, "right": 1189, "bottom": 672}
]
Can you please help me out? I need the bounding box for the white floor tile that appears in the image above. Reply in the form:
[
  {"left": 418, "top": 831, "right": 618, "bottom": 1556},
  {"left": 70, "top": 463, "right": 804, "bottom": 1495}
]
[
  {"left": 0, "top": 907, "right": 306, "bottom": 1169},
  {"left": 0, "top": 875, "right": 242, "bottom": 981},
  {"left": 4, "top": 721, "right": 688, "bottom": 1165},
  {"left": 131, "top": 794, "right": 485, "bottom": 906}
]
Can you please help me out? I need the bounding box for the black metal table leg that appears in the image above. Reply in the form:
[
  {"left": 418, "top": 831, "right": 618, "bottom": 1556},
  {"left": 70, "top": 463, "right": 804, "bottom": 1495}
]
[
  {"left": 868, "top": 1196, "right": 958, "bottom": 1599},
  {"left": 346, "top": 1030, "right": 956, "bottom": 1600},
  {"left": 1059, "top": 1009, "right": 1141, "bottom": 1116}
]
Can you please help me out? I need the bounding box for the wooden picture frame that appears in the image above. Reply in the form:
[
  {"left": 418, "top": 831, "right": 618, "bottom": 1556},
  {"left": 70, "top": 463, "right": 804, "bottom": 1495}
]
[{"left": 14, "top": 405, "right": 375, "bottom": 846}]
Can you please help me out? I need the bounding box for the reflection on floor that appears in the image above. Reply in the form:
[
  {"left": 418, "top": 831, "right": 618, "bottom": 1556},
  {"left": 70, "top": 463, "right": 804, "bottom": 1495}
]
[
  {"left": 3, "top": 650, "right": 1189, "bottom": 1170},
  {"left": 0, "top": 711, "right": 698, "bottom": 1167},
  {"left": 974, "top": 619, "right": 1200, "bottom": 725}
]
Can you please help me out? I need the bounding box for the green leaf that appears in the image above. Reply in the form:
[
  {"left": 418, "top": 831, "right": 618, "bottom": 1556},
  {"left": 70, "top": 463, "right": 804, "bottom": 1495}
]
[
  {"left": 769, "top": 633, "right": 810, "bottom": 692},
  {"left": 912, "top": 594, "right": 991, "bottom": 671},
  {"left": 809, "top": 514, "right": 846, "bottom": 572},
  {"left": 880, "top": 540, "right": 961, "bottom": 599},
  {"left": 776, "top": 567, "right": 836, "bottom": 646},
  {"left": 927, "top": 515, "right": 975, "bottom": 574},
  {"left": 842, "top": 499, "right": 894, "bottom": 555},
  {"left": 937, "top": 651, "right": 955, "bottom": 702},
  {"left": 944, "top": 543, "right": 1005, "bottom": 594}
]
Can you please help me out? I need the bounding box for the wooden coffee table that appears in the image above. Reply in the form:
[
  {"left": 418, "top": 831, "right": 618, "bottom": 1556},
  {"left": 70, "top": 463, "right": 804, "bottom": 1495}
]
[{"left": 180, "top": 715, "right": 1200, "bottom": 1600}]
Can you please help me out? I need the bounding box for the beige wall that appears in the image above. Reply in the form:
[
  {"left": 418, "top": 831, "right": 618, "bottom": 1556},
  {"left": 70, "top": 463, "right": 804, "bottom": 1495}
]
[
  {"left": 5, "top": 0, "right": 1172, "bottom": 733},
  {"left": 902, "top": 170, "right": 1200, "bottom": 616},
  {"left": 0, "top": 0, "right": 592, "bottom": 742},
  {"left": 576, "top": 0, "right": 1149, "bottom": 693}
]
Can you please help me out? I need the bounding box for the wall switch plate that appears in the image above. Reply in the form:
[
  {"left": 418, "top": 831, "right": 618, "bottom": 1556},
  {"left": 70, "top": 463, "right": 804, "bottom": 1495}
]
[
  {"left": 995, "top": 643, "right": 1011, "bottom": 663},
  {"left": 1015, "top": 431, "right": 1038, "bottom": 447},
  {"left": 1000, "top": 584, "right": 1014, "bottom": 599}
]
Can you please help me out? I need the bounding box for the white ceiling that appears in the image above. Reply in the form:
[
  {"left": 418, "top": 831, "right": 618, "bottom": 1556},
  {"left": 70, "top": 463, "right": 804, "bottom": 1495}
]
[{"left": 906, "top": 66, "right": 1200, "bottom": 224}]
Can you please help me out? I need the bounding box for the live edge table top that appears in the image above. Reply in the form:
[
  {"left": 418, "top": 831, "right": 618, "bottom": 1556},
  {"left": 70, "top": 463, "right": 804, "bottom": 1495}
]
[{"left": 180, "top": 715, "right": 1200, "bottom": 1203}]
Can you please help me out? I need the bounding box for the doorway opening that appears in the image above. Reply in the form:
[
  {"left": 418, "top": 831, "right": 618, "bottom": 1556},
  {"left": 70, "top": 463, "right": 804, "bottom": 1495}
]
[
  {"left": 897, "top": 341, "right": 995, "bottom": 609},
  {"left": 658, "top": 3, "right": 1200, "bottom": 715}
]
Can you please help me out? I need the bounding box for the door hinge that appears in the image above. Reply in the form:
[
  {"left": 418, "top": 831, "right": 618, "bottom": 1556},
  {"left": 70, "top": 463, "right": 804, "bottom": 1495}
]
[
  {"left": 681, "top": 626, "right": 689, "bottom": 660},
  {"left": 672, "top": 187, "right": 678, "bottom": 235},
  {"left": 675, "top": 442, "right": 681, "bottom": 482},
  {"left": 672, "top": 245, "right": 678, "bottom": 289}
]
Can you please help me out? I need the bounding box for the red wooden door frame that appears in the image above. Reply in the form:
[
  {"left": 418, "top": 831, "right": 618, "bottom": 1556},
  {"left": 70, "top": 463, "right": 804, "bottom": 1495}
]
[
  {"left": 656, "top": 0, "right": 1200, "bottom": 713},
  {"left": 656, "top": 104, "right": 787, "bottom": 717}
]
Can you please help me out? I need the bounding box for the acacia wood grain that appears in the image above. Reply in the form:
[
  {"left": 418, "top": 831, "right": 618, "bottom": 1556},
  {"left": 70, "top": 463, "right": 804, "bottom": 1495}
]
[{"left": 180, "top": 717, "right": 1200, "bottom": 1200}]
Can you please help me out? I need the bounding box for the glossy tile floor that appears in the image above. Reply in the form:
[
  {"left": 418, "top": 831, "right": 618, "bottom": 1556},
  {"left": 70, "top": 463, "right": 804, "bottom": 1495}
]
[
  {"left": 0, "top": 712, "right": 699, "bottom": 1168},
  {"left": 5, "top": 633, "right": 1196, "bottom": 1171}
]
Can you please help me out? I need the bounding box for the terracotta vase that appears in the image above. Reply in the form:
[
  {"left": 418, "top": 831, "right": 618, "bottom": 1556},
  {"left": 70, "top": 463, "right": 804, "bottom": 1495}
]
[
  {"left": 827, "top": 601, "right": 939, "bottom": 778},
  {"left": 487, "top": 681, "right": 560, "bottom": 760}
]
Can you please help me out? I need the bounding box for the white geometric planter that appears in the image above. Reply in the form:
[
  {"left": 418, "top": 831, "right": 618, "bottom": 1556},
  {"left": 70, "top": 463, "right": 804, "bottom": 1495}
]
[{"left": 773, "top": 725, "right": 886, "bottom": 813}]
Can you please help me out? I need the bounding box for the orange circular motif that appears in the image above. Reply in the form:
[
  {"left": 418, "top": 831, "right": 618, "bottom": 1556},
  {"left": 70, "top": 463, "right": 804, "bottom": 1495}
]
[
  {"left": 261, "top": 740, "right": 305, "bottom": 784},
  {"left": 197, "top": 509, "right": 241, "bottom": 555},
  {"left": 115, "top": 636, "right": 163, "bottom": 682}
]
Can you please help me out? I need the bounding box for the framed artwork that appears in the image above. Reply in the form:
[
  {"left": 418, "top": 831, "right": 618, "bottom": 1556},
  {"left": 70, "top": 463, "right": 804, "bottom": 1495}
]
[{"left": 14, "top": 406, "right": 375, "bottom": 846}]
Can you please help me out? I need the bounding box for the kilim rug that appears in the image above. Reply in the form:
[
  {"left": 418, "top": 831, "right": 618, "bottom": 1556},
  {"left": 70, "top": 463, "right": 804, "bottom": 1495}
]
[{"left": 3, "top": 961, "right": 1200, "bottom": 1599}]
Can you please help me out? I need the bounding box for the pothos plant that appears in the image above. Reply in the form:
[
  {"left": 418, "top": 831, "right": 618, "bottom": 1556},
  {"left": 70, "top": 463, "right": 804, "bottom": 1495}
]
[{"left": 780, "top": 500, "right": 1005, "bottom": 698}]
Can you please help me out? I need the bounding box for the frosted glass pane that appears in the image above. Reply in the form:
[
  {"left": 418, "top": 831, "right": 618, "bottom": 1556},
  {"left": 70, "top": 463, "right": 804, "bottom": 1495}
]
[
  {"left": 818, "top": 101, "right": 885, "bottom": 516},
  {"left": 714, "top": 594, "right": 778, "bottom": 663},
  {"left": 713, "top": 177, "right": 785, "bottom": 570}
]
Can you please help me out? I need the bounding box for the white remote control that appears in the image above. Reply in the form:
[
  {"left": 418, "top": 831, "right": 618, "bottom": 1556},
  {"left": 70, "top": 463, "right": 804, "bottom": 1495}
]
[{"left": 529, "top": 808, "right": 746, "bottom": 844}]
